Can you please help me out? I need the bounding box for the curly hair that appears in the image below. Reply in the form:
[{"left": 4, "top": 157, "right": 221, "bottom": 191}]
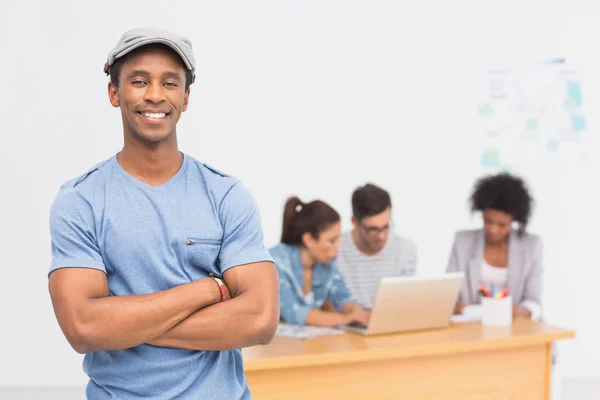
[{"left": 470, "top": 173, "right": 533, "bottom": 235}]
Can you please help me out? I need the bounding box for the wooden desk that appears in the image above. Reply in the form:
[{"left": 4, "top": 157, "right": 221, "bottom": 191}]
[{"left": 243, "top": 319, "right": 574, "bottom": 399}]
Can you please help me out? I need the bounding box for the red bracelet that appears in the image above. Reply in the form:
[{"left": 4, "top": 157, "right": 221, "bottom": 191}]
[{"left": 209, "top": 274, "right": 226, "bottom": 302}]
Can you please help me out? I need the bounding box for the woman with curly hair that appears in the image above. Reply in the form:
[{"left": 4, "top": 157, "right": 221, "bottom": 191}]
[{"left": 446, "top": 173, "right": 543, "bottom": 320}]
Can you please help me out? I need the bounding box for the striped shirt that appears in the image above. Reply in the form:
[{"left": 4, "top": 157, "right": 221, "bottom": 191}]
[{"left": 336, "top": 231, "right": 418, "bottom": 309}]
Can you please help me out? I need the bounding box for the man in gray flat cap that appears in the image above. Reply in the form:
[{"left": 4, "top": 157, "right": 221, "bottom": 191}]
[{"left": 48, "top": 27, "right": 279, "bottom": 400}]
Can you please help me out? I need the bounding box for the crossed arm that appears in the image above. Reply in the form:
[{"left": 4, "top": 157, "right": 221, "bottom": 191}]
[
  {"left": 49, "top": 261, "right": 279, "bottom": 354},
  {"left": 147, "top": 261, "right": 280, "bottom": 350}
]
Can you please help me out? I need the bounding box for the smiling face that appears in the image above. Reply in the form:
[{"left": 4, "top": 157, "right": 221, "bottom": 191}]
[{"left": 108, "top": 45, "right": 190, "bottom": 145}]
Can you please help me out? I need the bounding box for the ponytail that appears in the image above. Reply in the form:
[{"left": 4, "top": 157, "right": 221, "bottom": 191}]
[
  {"left": 281, "top": 196, "right": 304, "bottom": 244},
  {"left": 280, "top": 196, "right": 340, "bottom": 245}
]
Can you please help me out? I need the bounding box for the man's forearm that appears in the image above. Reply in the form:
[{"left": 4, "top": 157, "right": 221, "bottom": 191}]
[
  {"left": 57, "top": 278, "right": 220, "bottom": 353},
  {"left": 147, "top": 291, "right": 279, "bottom": 351}
]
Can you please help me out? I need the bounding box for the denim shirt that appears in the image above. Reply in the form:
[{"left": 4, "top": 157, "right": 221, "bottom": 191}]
[{"left": 270, "top": 243, "right": 355, "bottom": 325}]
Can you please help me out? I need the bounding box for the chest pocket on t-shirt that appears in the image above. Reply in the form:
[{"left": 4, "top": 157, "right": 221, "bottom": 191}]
[{"left": 185, "top": 238, "right": 222, "bottom": 275}]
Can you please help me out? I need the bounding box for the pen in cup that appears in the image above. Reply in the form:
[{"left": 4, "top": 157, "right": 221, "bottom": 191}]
[{"left": 478, "top": 284, "right": 509, "bottom": 299}]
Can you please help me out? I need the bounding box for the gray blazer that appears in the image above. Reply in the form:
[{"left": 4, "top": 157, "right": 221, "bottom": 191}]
[{"left": 446, "top": 229, "right": 543, "bottom": 310}]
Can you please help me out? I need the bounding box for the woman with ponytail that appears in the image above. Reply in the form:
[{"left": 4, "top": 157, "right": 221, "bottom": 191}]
[{"left": 270, "top": 197, "right": 370, "bottom": 327}]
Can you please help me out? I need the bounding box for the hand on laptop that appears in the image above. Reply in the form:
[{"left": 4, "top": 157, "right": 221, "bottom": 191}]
[{"left": 343, "top": 308, "right": 371, "bottom": 327}]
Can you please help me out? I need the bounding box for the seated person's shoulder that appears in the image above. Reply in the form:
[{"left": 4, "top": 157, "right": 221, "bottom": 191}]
[
  {"left": 388, "top": 232, "right": 417, "bottom": 253},
  {"left": 269, "top": 243, "right": 293, "bottom": 261},
  {"left": 389, "top": 232, "right": 417, "bottom": 250},
  {"left": 269, "top": 244, "right": 297, "bottom": 276},
  {"left": 453, "top": 229, "right": 480, "bottom": 243},
  {"left": 519, "top": 231, "right": 543, "bottom": 248}
]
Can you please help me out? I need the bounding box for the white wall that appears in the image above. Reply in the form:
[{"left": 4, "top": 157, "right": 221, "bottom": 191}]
[{"left": 1, "top": 0, "right": 598, "bottom": 387}]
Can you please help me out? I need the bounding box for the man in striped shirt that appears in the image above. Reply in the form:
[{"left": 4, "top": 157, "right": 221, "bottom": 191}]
[{"left": 336, "top": 184, "right": 418, "bottom": 310}]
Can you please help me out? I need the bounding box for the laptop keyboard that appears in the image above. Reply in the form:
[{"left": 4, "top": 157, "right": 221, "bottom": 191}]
[{"left": 348, "top": 322, "right": 368, "bottom": 329}]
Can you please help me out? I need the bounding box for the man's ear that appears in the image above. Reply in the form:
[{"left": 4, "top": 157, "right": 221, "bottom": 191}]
[
  {"left": 351, "top": 216, "right": 359, "bottom": 228},
  {"left": 182, "top": 88, "right": 190, "bottom": 112},
  {"left": 108, "top": 82, "right": 120, "bottom": 108},
  {"left": 182, "top": 75, "right": 195, "bottom": 112}
]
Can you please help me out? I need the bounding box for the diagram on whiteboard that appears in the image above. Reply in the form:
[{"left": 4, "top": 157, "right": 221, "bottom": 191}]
[{"left": 478, "top": 58, "right": 587, "bottom": 172}]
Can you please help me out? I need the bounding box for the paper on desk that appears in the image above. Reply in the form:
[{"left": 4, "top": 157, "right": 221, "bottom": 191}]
[
  {"left": 450, "top": 305, "right": 482, "bottom": 323},
  {"left": 276, "top": 323, "right": 345, "bottom": 339}
]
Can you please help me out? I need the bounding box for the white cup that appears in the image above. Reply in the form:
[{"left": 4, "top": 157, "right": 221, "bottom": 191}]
[{"left": 481, "top": 295, "right": 512, "bottom": 326}]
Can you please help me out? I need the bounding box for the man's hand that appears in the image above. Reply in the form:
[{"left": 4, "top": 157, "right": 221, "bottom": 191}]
[{"left": 145, "top": 261, "right": 279, "bottom": 351}]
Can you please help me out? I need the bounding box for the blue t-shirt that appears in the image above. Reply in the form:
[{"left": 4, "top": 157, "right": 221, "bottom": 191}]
[
  {"left": 49, "top": 153, "right": 273, "bottom": 400},
  {"left": 269, "top": 243, "right": 354, "bottom": 325}
]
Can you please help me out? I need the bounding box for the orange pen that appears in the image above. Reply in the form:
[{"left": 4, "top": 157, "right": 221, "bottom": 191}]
[{"left": 478, "top": 284, "right": 491, "bottom": 297}]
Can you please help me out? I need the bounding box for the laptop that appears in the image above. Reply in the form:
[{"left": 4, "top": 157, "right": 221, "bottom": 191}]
[{"left": 341, "top": 272, "right": 464, "bottom": 336}]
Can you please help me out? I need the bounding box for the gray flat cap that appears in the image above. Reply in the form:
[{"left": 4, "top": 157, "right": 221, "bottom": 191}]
[{"left": 104, "top": 27, "right": 196, "bottom": 75}]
